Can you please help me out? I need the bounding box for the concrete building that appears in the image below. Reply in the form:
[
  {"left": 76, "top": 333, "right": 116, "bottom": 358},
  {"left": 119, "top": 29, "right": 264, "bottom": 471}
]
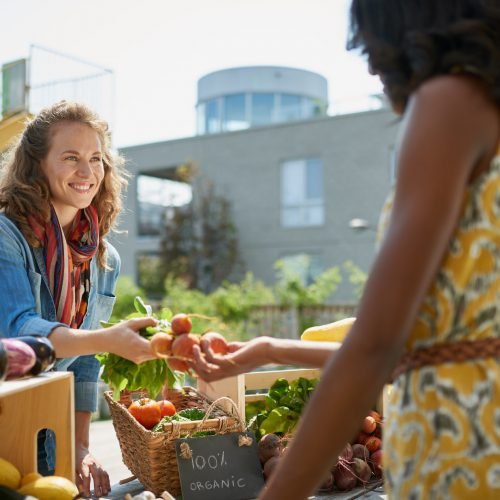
[{"left": 115, "top": 66, "right": 398, "bottom": 302}]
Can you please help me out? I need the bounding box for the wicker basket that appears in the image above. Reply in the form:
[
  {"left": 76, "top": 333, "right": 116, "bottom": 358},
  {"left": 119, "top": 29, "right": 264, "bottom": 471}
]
[{"left": 104, "top": 387, "right": 244, "bottom": 496}]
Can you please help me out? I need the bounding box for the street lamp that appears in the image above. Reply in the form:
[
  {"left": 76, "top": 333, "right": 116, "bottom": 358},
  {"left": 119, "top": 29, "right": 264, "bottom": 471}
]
[{"left": 348, "top": 218, "right": 372, "bottom": 231}]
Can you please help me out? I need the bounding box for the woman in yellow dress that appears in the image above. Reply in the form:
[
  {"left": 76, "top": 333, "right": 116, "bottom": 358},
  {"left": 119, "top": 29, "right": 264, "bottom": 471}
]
[{"left": 191, "top": 1, "right": 500, "bottom": 498}]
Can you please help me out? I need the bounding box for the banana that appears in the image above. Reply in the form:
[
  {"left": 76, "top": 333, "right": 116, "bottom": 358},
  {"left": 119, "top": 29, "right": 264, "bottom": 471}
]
[{"left": 300, "top": 317, "right": 356, "bottom": 342}]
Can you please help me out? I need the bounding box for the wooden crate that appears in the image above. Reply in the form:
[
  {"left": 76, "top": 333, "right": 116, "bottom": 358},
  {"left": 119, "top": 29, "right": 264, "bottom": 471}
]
[
  {"left": 198, "top": 368, "right": 389, "bottom": 421},
  {"left": 0, "top": 372, "right": 75, "bottom": 481}
]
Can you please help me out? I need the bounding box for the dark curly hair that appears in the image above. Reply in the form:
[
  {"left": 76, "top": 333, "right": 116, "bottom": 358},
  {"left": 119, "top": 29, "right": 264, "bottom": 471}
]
[{"left": 347, "top": 0, "right": 500, "bottom": 113}]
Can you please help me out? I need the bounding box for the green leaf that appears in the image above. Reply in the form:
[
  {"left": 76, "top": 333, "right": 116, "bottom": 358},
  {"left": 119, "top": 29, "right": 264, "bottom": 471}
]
[
  {"left": 134, "top": 296, "right": 152, "bottom": 316},
  {"left": 259, "top": 407, "right": 300, "bottom": 435}
]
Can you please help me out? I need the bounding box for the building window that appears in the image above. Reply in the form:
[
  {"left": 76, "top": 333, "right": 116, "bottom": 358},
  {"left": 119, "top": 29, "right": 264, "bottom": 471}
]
[
  {"left": 281, "top": 158, "right": 324, "bottom": 227},
  {"left": 251, "top": 93, "right": 274, "bottom": 126},
  {"left": 278, "top": 94, "right": 303, "bottom": 122},
  {"left": 223, "top": 93, "right": 247, "bottom": 131},
  {"left": 205, "top": 98, "right": 221, "bottom": 134},
  {"left": 137, "top": 174, "right": 192, "bottom": 236},
  {"left": 279, "top": 253, "right": 324, "bottom": 286}
]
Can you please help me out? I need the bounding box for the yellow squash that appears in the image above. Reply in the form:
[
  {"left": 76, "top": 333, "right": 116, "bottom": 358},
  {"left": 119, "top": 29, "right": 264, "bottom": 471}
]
[
  {"left": 301, "top": 317, "right": 356, "bottom": 342},
  {"left": 18, "top": 476, "right": 79, "bottom": 500},
  {"left": 0, "top": 458, "right": 21, "bottom": 490}
]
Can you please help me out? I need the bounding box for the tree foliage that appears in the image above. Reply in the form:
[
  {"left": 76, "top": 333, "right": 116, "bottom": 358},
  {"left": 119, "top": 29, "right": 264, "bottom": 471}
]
[{"left": 159, "top": 180, "right": 242, "bottom": 293}]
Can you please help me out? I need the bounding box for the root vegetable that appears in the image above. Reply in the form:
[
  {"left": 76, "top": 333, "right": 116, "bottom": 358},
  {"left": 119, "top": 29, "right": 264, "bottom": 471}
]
[
  {"left": 352, "top": 443, "right": 370, "bottom": 461},
  {"left": 258, "top": 433, "right": 282, "bottom": 464},
  {"left": 171, "top": 313, "right": 192, "bottom": 335},
  {"left": 169, "top": 333, "right": 200, "bottom": 372},
  {"left": 150, "top": 332, "right": 173, "bottom": 358},
  {"left": 365, "top": 436, "right": 382, "bottom": 453},
  {"left": 370, "top": 449, "right": 383, "bottom": 477},
  {"left": 354, "top": 431, "right": 370, "bottom": 445},
  {"left": 362, "top": 415, "right": 377, "bottom": 434},
  {"left": 334, "top": 462, "right": 357, "bottom": 491},
  {"left": 339, "top": 442, "right": 353, "bottom": 462},
  {"left": 369, "top": 410, "right": 382, "bottom": 423},
  {"left": 352, "top": 457, "right": 372, "bottom": 484},
  {"left": 263, "top": 456, "right": 281, "bottom": 480},
  {"left": 201, "top": 332, "right": 229, "bottom": 355}
]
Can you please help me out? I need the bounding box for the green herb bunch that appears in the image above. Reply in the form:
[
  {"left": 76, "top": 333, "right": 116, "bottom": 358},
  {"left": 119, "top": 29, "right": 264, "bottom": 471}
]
[
  {"left": 246, "top": 377, "right": 318, "bottom": 439},
  {"left": 96, "top": 296, "right": 184, "bottom": 399}
]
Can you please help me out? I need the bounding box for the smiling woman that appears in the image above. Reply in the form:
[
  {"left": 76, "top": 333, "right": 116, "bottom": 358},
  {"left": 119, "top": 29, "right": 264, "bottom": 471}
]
[{"left": 0, "top": 101, "right": 158, "bottom": 498}]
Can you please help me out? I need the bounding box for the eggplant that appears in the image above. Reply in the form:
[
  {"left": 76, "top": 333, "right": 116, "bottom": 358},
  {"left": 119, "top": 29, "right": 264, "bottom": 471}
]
[
  {"left": 16, "top": 336, "right": 56, "bottom": 375},
  {"left": 1, "top": 339, "right": 37, "bottom": 379},
  {"left": 0, "top": 340, "right": 8, "bottom": 383}
]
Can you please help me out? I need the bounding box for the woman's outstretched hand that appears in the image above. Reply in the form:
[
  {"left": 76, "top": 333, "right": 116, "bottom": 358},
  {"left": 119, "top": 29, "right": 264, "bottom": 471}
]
[
  {"left": 190, "top": 336, "right": 271, "bottom": 381},
  {"left": 105, "top": 317, "right": 157, "bottom": 363}
]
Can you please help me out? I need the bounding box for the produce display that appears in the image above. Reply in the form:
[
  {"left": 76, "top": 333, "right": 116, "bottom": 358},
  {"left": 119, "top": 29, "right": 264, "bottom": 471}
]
[
  {"left": 247, "top": 377, "right": 384, "bottom": 494},
  {"left": 0, "top": 457, "right": 78, "bottom": 500}
]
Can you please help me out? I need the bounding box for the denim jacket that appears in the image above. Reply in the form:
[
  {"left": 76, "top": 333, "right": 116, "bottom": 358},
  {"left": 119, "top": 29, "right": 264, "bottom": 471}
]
[{"left": 0, "top": 213, "right": 119, "bottom": 412}]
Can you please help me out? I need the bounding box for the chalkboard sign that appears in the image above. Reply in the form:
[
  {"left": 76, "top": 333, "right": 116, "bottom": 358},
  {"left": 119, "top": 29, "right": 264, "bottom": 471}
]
[{"left": 175, "top": 431, "right": 265, "bottom": 500}]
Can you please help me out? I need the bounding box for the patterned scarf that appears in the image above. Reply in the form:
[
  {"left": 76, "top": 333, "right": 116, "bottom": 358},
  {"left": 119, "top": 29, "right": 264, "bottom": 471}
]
[{"left": 28, "top": 205, "right": 99, "bottom": 328}]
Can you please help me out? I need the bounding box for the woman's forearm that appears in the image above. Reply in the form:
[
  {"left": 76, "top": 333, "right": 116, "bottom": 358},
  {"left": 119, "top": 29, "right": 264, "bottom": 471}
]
[
  {"left": 265, "top": 337, "right": 341, "bottom": 368},
  {"left": 48, "top": 326, "right": 107, "bottom": 357}
]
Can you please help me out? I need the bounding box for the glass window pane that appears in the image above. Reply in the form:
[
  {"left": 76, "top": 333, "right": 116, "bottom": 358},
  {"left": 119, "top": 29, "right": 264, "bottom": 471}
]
[
  {"left": 251, "top": 93, "right": 274, "bottom": 126},
  {"left": 306, "top": 159, "right": 322, "bottom": 200},
  {"left": 205, "top": 99, "right": 220, "bottom": 134},
  {"left": 196, "top": 102, "right": 206, "bottom": 135},
  {"left": 281, "top": 160, "right": 305, "bottom": 206},
  {"left": 279, "top": 94, "right": 302, "bottom": 122},
  {"left": 137, "top": 175, "right": 192, "bottom": 236},
  {"left": 223, "top": 93, "right": 247, "bottom": 131}
]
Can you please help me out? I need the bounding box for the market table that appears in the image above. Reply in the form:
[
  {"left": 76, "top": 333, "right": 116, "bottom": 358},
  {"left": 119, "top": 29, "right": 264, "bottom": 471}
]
[{"left": 101, "top": 477, "right": 386, "bottom": 499}]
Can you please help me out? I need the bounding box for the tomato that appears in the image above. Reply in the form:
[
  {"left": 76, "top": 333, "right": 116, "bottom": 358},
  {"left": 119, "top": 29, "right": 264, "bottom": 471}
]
[
  {"left": 158, "top": 399, "right": 177, "bottom": 417},
  {"left": 128, "top": 398, "right": 161, "bottom": 429}
]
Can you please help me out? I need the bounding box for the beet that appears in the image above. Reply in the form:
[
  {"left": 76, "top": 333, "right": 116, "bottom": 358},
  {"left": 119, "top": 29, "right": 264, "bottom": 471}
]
[
  {"left": 334, "top": 462, "right": 357, "bottom": 491},
  {"left": 338, "top": 442, "right": 353, "bottom": 462},
  {"left": 352, "top": 443, "right": 369, "bottom": 461},
  {"left": 370, "top": 449, "right": 383, "bottom": 477},
  {"left": 352, "top": 457, "right": 372, "bottom": 484},
  {"left": 263, "top": 455, "right": 281, "bottom": 480},
  {"left": 258, "top": 433, "right": 282, "bottom": 464}
]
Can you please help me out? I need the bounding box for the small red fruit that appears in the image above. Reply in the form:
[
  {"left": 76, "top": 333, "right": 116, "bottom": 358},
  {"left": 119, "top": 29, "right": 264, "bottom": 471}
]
[
  {"left": 158, "top": 400, "right": 177, "bottom": 417},
  {"left": 171, "top": 313, "right": 192, "bottom": 335}
]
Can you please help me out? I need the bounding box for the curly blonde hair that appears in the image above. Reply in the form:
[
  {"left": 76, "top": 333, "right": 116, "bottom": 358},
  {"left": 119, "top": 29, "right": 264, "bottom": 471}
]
[{"left": 0, "top": 100, "right": 128, "bottom": 268}]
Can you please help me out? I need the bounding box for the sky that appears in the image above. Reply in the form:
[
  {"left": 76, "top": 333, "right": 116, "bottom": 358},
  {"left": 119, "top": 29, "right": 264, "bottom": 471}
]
[{"left": 1, "top": 0, "right": 383, "bottom": 149}]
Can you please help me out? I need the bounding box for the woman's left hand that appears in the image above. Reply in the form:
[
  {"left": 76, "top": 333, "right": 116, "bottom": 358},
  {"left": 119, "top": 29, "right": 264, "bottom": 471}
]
[{"left": 75, "top": 446, "right": 111, "bottom": 498}]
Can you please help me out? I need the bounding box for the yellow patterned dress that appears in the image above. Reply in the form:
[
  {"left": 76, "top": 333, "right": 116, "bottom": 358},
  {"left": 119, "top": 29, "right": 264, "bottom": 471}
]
[{"left": 379, "top": 154, "right": 500, "bottom": 499}]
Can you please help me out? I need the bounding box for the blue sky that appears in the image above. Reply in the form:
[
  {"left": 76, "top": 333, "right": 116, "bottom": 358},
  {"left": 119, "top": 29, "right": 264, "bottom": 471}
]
[{"left": 1, "top": 0, "right": 382, "bottom": 148}]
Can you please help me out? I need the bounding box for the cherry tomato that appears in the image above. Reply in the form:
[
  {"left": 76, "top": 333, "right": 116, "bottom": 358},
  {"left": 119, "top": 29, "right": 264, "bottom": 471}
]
[
  {"left": 158, "top": 399, "right": 177, "bottom": 417},
  {"left": 128, "top": 398, "right": 161, "bottom": 429}
]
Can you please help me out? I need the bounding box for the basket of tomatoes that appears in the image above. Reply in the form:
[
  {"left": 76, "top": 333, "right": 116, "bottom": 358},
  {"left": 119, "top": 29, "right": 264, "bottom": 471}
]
[
  {"left": 104, "top": 387, "right": 243, "bottom": 497},
  {"left": 100, "top": 298, "right": 242, "bottom": 496}
]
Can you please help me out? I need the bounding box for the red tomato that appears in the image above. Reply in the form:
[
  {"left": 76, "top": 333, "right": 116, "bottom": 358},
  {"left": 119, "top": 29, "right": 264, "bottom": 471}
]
[
  {"left": 158, "top": 399, "right": 177, "bottom": 417},
  {"left": 128, "top": 398, "right": 161, "bottom": 429}
]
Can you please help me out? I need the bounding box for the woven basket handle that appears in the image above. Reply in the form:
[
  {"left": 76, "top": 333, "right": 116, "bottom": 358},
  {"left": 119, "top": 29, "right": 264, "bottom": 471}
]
[{"left": 194, "top": 396, "right": 246, "bottom": 434}]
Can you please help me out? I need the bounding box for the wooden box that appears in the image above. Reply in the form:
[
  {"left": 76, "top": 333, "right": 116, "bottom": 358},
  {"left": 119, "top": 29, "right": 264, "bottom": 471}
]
[{"left": 0, "top": 372, "right": 75, "bottom": 481}]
